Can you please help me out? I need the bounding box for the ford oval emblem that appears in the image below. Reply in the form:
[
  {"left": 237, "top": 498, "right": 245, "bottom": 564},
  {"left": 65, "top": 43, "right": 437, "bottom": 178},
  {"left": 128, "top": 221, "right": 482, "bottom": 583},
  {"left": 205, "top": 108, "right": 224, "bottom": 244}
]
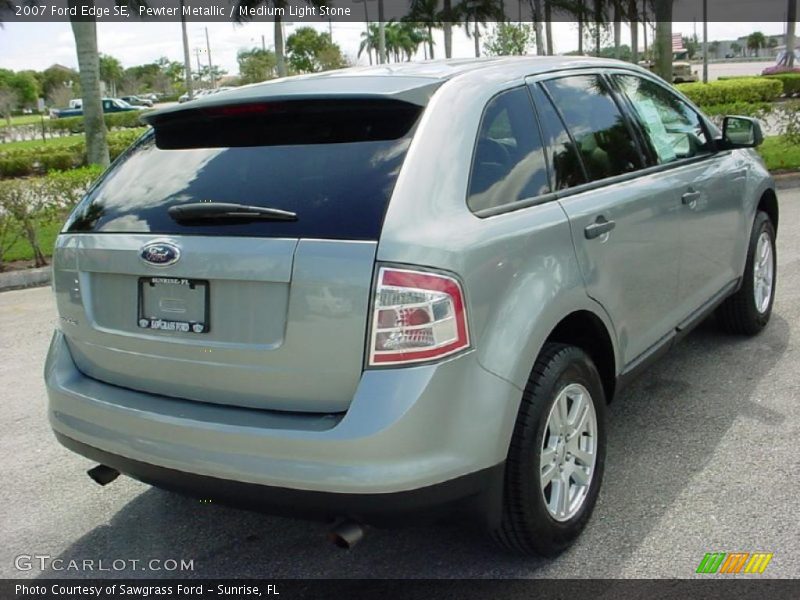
[{"left": 140, "top": 241, "right": 181, "bottom": 267}]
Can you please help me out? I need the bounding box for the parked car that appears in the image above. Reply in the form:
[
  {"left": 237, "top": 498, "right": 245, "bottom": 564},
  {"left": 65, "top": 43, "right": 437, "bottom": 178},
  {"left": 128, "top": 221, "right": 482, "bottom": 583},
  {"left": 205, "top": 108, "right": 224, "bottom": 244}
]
[
  {"left": 762, "top": 49, "right": 800, "bottom": 75},
  {"left": 69, "top": 99, "right": 82, "bottom": 109},
  {"left": 178, "top": 89, "right": 213, "bottom": 103},
  {"left": 639, "top": 51, "right": 698, "bottom": 83},
  {"left": 51, "top": 97, "right": 144, "bottom": 119},
  {"left": 120, "top": 95, "right": 154, "bottom": 107},
  {"left": 46, "top": 57, "right": 778, "bottom": 556}
]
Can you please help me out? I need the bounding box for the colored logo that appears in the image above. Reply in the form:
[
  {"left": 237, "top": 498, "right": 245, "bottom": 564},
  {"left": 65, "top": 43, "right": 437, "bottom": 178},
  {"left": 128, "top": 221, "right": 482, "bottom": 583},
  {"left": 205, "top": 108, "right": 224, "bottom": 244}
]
[
  {"left": 696, "top": 552, "right": 773, "bottom": 574},
  {"left": 140, "top": 241, "right": 180, "bottom": 267}
]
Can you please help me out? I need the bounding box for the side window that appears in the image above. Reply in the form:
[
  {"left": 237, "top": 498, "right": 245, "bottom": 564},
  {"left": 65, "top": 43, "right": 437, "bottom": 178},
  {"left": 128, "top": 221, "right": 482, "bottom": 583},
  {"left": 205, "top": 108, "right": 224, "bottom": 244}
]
[
  {"left": 102, "top": 100, "right": 111, "bottom": 110},
  {"left": 529, "top": 84, "right": 586, "bottom": 190},
  {"left": 614, "top": 74, "right": 711, "bottom": 163},
  {"left": 542, "top": 75, "right": 642, "bottom": 182},
  {"left": 467, "top": 87, "right": 549, "bottom": 212}
]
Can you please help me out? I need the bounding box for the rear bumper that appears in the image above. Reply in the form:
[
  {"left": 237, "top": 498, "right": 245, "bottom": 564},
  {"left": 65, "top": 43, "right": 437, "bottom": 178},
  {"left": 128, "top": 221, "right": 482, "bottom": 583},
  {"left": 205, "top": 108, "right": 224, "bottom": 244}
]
[
  {"left": 45, "top": 331, "right": 522, "bottom": 521},
  {"left": 56, "top": 432, "right": 504, "bottom": 524}
]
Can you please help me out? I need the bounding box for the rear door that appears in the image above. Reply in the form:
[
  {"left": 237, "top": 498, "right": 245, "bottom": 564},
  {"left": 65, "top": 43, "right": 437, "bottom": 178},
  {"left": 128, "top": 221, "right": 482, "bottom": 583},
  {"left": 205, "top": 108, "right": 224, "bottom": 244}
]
[
  {"left": 529, "top": 74, "right": 684, "bottom": 367},
  {"left": 53, "top": 99, "right": 422, "bottom": 413}
]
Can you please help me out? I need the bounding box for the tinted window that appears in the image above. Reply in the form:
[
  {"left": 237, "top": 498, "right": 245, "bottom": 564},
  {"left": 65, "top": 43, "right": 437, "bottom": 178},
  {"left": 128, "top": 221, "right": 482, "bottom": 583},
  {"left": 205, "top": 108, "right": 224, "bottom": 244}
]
[
  {"left": 64, "top": 100, "right": 421, "bottom": 240},
  {"left": 543, "top": 75, "right": 642, "bottom": 182},
  {"left": 614, "top": 74, "right": 711, "bottom": 164},
  {"left": 529, "top": 84, "right": 586, "bottom": 190},
  {"left": 467, "top": 87, "right": 549, "bottom": 212}
]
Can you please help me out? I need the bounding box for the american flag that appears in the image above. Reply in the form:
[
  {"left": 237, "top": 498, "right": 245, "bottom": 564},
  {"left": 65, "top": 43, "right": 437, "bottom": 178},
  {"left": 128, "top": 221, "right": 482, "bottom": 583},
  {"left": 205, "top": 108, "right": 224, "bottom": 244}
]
[{"left": 672, "top": 33, "right": 685, "bottom": 51}]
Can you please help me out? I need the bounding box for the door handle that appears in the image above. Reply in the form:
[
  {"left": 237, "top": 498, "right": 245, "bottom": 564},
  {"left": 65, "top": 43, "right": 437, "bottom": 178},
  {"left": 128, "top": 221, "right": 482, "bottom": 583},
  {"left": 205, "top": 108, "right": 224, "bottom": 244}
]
[
  {"left": 682, "top": 190, "right": 702, "bottom": 205},
  {"left": 584, "top": 216, "right": 616, "bottom": 240}
]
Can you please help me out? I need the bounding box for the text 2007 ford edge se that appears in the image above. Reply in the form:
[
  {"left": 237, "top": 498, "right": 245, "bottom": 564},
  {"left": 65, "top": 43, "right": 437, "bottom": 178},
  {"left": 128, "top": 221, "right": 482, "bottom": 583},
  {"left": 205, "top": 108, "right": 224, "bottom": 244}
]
[{"left": 45, "top": 57, "right": 778, "bottom": 555}]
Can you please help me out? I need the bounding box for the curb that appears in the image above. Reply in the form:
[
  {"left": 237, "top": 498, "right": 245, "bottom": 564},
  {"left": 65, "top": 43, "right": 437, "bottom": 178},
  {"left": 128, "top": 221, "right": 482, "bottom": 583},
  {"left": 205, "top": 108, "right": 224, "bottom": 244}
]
[
  {"left": 0, "top": 266, "right": 51, "bottom": 292},
  {"left": 773, "top": 171, "right": 800, "bottom": 190}
]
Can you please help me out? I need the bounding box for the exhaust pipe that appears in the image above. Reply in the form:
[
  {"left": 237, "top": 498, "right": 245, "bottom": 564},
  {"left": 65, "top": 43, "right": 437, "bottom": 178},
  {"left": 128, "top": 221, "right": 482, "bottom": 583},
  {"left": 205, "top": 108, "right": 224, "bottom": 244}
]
[
  {"left": 87, "top": 464, "right": 120, "bottom": 486},
  {"left": 327, "top": 519, "right": 365, "bottom": 550}
]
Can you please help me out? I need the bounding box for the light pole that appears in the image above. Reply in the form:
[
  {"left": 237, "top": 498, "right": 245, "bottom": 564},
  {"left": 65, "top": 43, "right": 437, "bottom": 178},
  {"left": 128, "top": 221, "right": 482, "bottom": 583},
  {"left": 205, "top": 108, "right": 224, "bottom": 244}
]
[
  {"left": 702, "top": 0, "right": 708, "bottom": 83},
  {"left": 205, "top": 27, "right": 216, "bottom": 89},
  {"left": 179, "top": 0, "right": 193, "bottom": 100}
]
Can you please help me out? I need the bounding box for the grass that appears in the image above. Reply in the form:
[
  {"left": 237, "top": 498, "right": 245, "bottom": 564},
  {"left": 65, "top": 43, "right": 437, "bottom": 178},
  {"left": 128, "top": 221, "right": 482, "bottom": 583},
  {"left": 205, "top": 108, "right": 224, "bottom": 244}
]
[
  {"left": 0, "top": 127, "right": 147, "bottom": 153},
  {"left": 757, "top": 135, "right": 800, "bottom": 172},
  {"left": 3, "top": 221, "right": 62, "bottom": 263},
  {"left": 0, "top": 114, "right": 47, "bottom": 128},
  {"left": 0, "top": 133, "right": 84, "bottom": 152}
]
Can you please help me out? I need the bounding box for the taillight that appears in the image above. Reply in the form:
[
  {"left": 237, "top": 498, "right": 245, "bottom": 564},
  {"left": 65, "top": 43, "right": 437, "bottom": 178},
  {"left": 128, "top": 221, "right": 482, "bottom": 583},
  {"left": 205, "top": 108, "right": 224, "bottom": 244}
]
[{"left": 368, "top": 267, "right": 470, "bottom": 366}]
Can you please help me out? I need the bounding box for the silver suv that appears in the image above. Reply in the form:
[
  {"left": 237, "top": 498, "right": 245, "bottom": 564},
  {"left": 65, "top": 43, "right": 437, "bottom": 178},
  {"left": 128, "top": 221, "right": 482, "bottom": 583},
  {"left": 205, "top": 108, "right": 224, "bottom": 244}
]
[{"left": 45, "top": 58, "right": 778, "bottom": 556}]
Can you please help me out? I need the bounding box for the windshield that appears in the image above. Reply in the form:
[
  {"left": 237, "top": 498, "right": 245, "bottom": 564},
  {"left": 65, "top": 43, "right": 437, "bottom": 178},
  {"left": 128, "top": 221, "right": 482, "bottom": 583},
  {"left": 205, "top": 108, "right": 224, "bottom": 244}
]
[{"left": 63, "top": 99, "right": 422, "bottom": 240}]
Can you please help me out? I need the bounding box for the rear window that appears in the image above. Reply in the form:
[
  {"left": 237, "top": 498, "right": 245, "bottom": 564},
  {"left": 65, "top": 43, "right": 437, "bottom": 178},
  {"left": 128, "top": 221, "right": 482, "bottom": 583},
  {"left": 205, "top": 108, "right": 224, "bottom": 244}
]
[{"left": 64, "top": 100, "right": 422, "bottom": 240}]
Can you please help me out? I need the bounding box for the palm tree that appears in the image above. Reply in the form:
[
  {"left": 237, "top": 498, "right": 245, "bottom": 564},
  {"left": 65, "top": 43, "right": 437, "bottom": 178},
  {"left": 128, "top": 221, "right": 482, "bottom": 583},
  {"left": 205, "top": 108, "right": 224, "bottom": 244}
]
[
  {"left": 358, "top": 23, "right": 380, "bottom": 64},
  {"left": 99, "top": 54, "right": 123, "bottom": 97},
  {"left": 653, "top": 0, "right": 673, "bottom": 82},
  {"left": 461, "top": 0, "right": 505, "bottom": 58},
  {"left": 628, "top": 0, "right": 639, "bottom": 62},
  {"left": 407, "top": 0, "right": 439, "bottom": 59},
  {"left": 441, "top": 0, "right": 456, "bottom": 58},
  {"left": 70, "top": 12, "right": 109, "bottom": 167},
  {"left": 787, "top": 0, "right": 797, "bottom": 68},
  {"left": 746, "top": 31, "right": 766, "bottom": 57}
]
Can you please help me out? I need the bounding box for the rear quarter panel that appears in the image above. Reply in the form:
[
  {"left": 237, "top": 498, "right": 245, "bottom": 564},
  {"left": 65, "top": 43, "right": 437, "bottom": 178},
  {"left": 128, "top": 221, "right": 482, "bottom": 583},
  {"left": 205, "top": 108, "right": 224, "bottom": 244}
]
[{"left": 378, "top": 73, "right": 621, "bottom": 394}]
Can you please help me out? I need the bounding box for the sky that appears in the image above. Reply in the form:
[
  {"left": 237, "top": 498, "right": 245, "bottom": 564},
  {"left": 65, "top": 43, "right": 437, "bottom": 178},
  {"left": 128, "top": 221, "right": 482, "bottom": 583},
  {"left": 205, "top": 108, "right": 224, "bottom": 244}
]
[{"left": 0, "top": 21, "right": 792, "bottom": 77}]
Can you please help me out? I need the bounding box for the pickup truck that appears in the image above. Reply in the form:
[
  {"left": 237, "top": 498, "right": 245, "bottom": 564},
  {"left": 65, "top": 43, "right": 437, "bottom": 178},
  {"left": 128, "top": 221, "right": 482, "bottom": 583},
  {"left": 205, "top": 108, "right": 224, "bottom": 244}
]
[{"left": 51, "top": 98, "right": 144, "bottom": 119}]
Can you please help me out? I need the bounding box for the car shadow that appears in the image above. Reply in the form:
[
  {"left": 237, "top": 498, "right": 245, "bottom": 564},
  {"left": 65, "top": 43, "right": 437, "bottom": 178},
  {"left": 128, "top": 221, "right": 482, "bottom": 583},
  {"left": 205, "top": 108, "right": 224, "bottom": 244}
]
[{"left": 37, "top": 313, "right": 790, "bottom": 579}]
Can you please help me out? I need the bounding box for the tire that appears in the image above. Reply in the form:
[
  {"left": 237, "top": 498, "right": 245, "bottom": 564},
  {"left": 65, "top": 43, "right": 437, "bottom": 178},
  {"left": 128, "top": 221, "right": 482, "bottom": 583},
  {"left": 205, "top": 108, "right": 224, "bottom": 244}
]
[
  {"left": 717, "top": 211, "right": 776, "bottom": 335},
  {"left": 493, "top": 343, "right": 607, "bottom": 557}
]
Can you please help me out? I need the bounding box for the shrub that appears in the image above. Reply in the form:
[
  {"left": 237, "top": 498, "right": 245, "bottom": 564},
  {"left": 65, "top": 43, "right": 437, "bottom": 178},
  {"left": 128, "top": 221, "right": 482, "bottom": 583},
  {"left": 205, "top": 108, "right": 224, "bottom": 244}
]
[
  {"left": 700, "top": 102, "right": 773, "bottom": 117},
  {"left": 0, "top": 155, "right": 35, "bottom": 178},
  {"left": 44, "top": 165, "right": 104, "bottom": 209},
  {"left": 106, "top": 110, "right": 147, "bottom": 129},
  {"left": 0, "top": 179, "right": 53, "bottom": 267},
  {"left": 677, "top": 78, "right": 783, "bottom": 106},
  {"left": 0, "top": 128, "right": 146, "bottom": 177},
  {"left": 763, "top": 73, "right": 800, "bottom": 96},
  {"left": 39, "top": 152, "right": 78, "bottom": 173},
  {"left": 0, "top": 165, "right": 103, "bottom": 269},
  {"left": 50, "top": 111, "right": 146, "bottom": 133}
]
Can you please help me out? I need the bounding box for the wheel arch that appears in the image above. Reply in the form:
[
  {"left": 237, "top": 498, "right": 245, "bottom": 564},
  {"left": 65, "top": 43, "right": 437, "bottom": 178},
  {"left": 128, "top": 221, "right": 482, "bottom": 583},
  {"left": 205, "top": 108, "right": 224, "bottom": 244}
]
[
  {"left": 758, "top": 188, "right": 778, "bottom": 233},
  {"left": 543, "top": 310, "right": 618, "bottom": 403}
]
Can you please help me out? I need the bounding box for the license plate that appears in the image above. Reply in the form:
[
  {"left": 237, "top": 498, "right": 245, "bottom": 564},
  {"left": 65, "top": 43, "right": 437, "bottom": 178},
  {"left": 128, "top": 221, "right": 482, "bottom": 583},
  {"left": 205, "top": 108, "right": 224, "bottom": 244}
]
[{"left": 138, "top": 277, "right": 209, "bottom": 334}]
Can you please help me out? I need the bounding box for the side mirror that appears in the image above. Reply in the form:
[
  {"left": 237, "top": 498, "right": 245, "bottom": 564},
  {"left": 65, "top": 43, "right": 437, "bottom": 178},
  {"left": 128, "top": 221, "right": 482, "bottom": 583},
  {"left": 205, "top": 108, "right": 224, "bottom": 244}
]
[{"left": 719, "top": 116, "right": 764, "bottom": 149}]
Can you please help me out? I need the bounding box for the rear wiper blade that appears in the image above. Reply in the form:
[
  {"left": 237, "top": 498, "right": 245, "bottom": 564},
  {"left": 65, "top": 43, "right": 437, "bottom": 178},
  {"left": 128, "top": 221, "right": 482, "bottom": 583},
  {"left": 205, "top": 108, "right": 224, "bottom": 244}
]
[{"left": 168, "top": 202, "right": 297, "bottom": 222}]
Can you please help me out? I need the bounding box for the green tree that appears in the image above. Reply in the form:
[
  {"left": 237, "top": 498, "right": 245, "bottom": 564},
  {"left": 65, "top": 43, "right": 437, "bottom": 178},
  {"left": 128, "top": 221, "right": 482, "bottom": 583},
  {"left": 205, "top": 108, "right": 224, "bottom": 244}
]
[
  {"left": 286, "top": 27, "right": 346, "bottom": 73},
  {"left": 483, "top": 23, "right": 535, "bottom": 57},
  {"left": 99, "top": 54, "right": 123, "bottom": 97},
  {"left": 237, "top": 48, "right": 277, "bottom": 84},
  {"left": 40, "top": 65, "right": 80, "bottom": 103},
  {"left": 0, "top": 70, "right": 18, "bottom": 126},
  {"left": 747, "top": 31, "right": 766, "bottom": 56},
  {"left": 730, "top": 41, "right": 742, "bottom": 57},
  {"left": 682, "top": 34, "right": 699, "bottom": 59},
  {"left": 235, "top": 0, "right": 323, "bottom": 77}
]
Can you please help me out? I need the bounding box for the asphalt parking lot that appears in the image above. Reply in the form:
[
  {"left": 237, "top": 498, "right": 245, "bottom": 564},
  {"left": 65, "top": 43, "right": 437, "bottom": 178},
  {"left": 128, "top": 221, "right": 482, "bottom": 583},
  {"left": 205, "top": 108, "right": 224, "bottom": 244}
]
[{"left": 1, "top": 187, "right": 798, "bottom": 580}]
